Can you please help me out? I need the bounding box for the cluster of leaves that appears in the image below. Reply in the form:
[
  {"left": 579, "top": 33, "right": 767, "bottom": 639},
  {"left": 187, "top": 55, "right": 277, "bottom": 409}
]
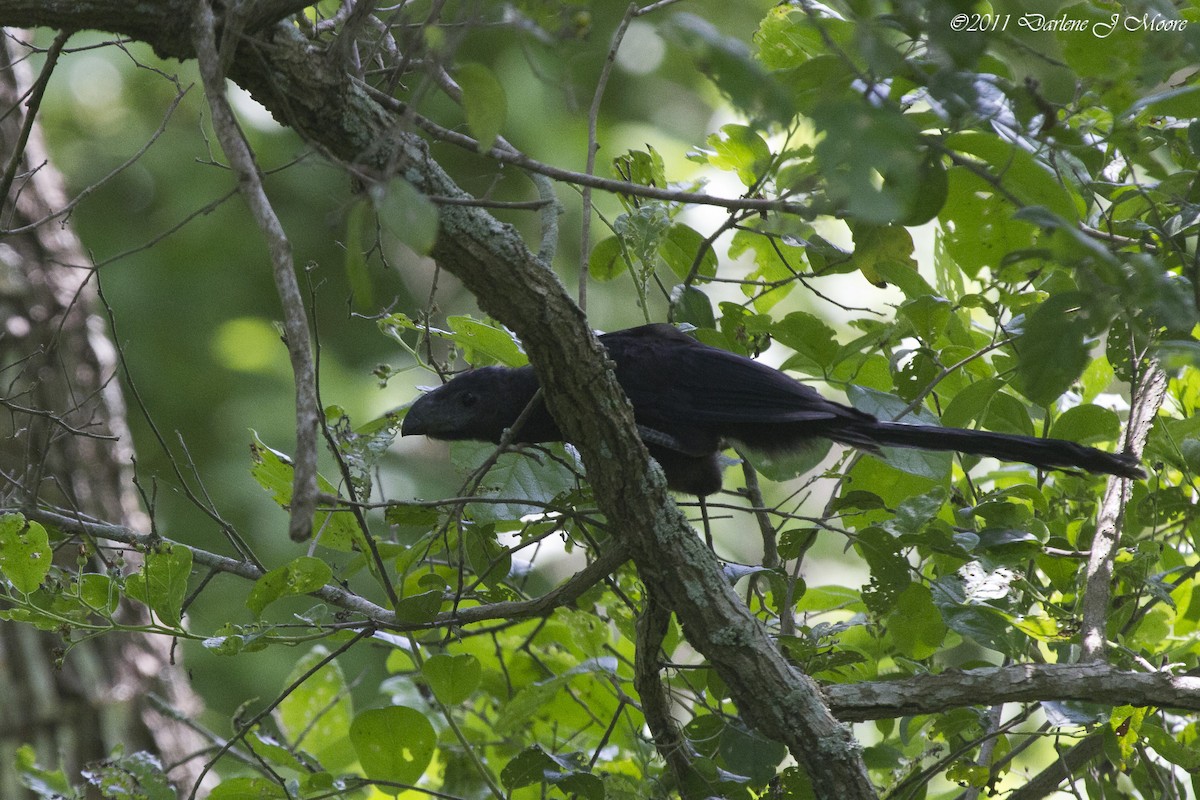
[{"left": 5, "top": 0, "right": 1200, "bottom": 798}]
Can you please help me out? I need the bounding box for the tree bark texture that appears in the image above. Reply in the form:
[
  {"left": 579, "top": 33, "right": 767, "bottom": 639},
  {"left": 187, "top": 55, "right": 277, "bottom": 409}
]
[{"left": 0, "top": 31, "right": 209, "bottom": 797}]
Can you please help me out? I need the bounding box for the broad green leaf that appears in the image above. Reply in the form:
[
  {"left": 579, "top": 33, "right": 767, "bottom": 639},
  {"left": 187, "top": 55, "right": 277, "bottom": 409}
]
[
  {"left": 1144, "top": 722, "right": 1200, "bottom": 770},
  {"left": 501, "top": 746, "right": 604, "bottom": 799},
  {"left": 495, "top": 658, "right": 617, "bottom": 736},
  {"left": 1050, "top": 404, "right": 1120, "bottom": 445},
  {"left": 464, "top": 527, "right": 511, "bottom": 588},
  {"left": 124, "top": 544, "right": 191, "bottom": 628},
  {"left": 81, "top": 751, "right": 173, "bottom": 800},
  {"left": 851, "top": 224, "right": 919, "bottom": 290},
  {"left": 588, "top": 236, "right": 627, "bottom": 281},
  {"left": 247, "top": 731, "right": 309, "bottom": 773},
  {"left": 794, "top": 584, "right": 866, "bottom": 613},
  {"left": 773, "top": 311, "right": 839, "bottom": 375},
  {"left": 661, "top": 13, "right": 792, "bottom": 123},
  {"left": 277, "top": 646, "right": 357, "bottom": 772},
  {"left": 719, "top": 722, "right": 789, "bottom": 785},
  {"left": 612, "top": 146, "right": 666, "bottom": 187},
  {"left": 208, "top": 777, "right": 288, "bottom": 799},
  {"left": 449, "top": 441, "right": 578, "bottom": 524},
  {"left": 422, "top": 653, "right": 482, "bottom": 705},
  {"left": 249, "top": 435, "right": 362, "bottom": 552},
  {"left": 659, "top": 223, "right": 718, "bottom": 280},
  {"left": 384, "top": 502, "right": 439, "bottom": 528},
  {"left": 1013, "top": 293, "right": 1093, "bottom": 408},
  {"left": 813, "top": 101, "right": 924, "bottom": 224},
  {"left": 0, "top": 515, "right": 52, "bottom": 594},
  {"left": 982, "top": 391, "right": 1035, "bottom": 437},
  {"left": 944, "top": 131, "right": 1080, "bottom": 221},
  {"left": 246, "top": 556, "right": 332, "bottom": 617},
  {"left": 706, "top": 124, "right": 772, "bottom": 186},
  {"left": 1123, "top": 85, "right": 1200, "bottom": 119},
  {"left": 393, "top": 589, "right": 443, "bottom": 624},
  {"left": 349, "top": 706, "right": 436, "bottom": 792},
  {"left": 372, "top": 178, "right": 438, "bottom": 256},
  {"left": 14, "top": 745, "right": 77, "bottom": 799},
  {"left": 456, "top": 62, "right": 507, "bottom": 151},
  {"left": 669, "top": 284, "right": 716, "bottom": 329},
  {"left": 941, "top": 377, "right": 1006, "bottom": 429},
  {"left": 447, "top": 316, "right": 527, "bottom": 367},
  {"left": 938, "top": 167, "right": 1036, "bottom": 278},
  {"left": 78, "top": 574, "right": 118, "bottom": 615},
  {"left": 343, "top": 198, "right": 372, "bottom": 310}
]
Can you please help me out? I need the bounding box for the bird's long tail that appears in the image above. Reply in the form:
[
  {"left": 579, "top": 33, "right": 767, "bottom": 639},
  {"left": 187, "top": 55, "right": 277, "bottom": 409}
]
[{"left": 853, "top": 421, "right": 1144, "bottom": 479}]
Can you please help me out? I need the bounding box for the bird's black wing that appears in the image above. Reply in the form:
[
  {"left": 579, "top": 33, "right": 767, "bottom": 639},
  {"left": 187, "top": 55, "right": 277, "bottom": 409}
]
[{"left": 600, "top": 325, "right": 879, "bottom": 454}]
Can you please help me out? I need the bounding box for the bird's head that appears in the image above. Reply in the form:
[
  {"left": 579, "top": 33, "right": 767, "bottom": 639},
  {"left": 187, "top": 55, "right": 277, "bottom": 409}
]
[{"left": 401, "top": 366, "right": 535, "bottom": 444}]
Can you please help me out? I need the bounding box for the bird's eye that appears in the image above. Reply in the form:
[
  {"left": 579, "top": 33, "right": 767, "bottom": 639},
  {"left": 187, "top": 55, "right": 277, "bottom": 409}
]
[{"left": 460, "top": 391, "right": 478, "bottom": 408}]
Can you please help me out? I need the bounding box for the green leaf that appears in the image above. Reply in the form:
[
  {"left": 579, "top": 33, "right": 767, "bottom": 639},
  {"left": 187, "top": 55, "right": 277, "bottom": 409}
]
[
  {"left": 851, "top": 224, "right": 919, "bottom": 290},
  {"left": 719, "top": 722, "right": 788, "bottom": 785},
  {"left": 372, "top": 178, "right": 439, "bottom": 256},
  {"left": 588, "top": 236, "right": 627, "bottom": 281},
  {"left": 888, "top": 583, "right": 947, "bottom": 659},
  {"left": 81, "top": 750, "right": 174, "bottom": 800},
  {"left": 350, "top": 706, "right": 436, "bottom": 792},
  {"left": 813, "top": 101, "right": 924, "bottom": 224},
  {"left": 446, "top": 316, "right": 527, "bottom": 367},
  {"left": 612, "top": 146, "right": 666, "bottom": 187},
  {"left": 773, "top": 311, "right": 839, "bottom": 375},
  {"left": 1050, "top": 404, "right": 1120, "bottom": 445},
  {"left": 464, "top": 527, "right": 511, "bottom": 588},
  {"left": 422, "top": 653, "right": 482, "bottom": 705},
  {"left": 706, "top": 124, "right": 772, "bottom": 186},
  {"left": 661, "top": 13, "right": 792, "bottom": 123},
  {"left": 247, "top": 731, "right": 309, "bottom": 773},
  {"left": 1123, "top": 85, "right": 1200, "bottom": 120},
  {"left": 79, "top": 574, "right": 119, "bottom": 615},
  {"left": 208, "top": 777, "right": 288, "bottom": 799},
  {"left": 277, "top": 646, "right": 357, "bottom": 772},
  {"left": 1013, "top": 293, "right": 1093, "bottom": 407},
  {"left": 393, "top": 589, "right": 444, "bottom": 624},
  {"left": 943, "top": 131, "right": 1080, "bottom": 221},
  {"left": 495, "top": 658, "right": 617, "bottom": 736},
  {"left": 449, "top": 441, "right": 578, "bottom": 524},
  {"left": 501, "top": 746, "right": 603, "bottom": 800},
  {"left": 1144, "top": 722, "right": 1200, "bottom": 770},
  {"left": 669, "top": 284, "right": 715, "bottom": 329},
  {"left": 941, "top": 378, "right": 1006, "bottom": 429},
  {"left": 384, "top": 502, "right": 440, "bottom": 528},
  {"left": 249, "top": 435, "right": 362, "bottom": 552},
  {"left": 246, "top": 556, "right": 333, "bottom": 617},
  {"left": 124, "top": 544, "right": 192, "bottom": 628},
  {"left": 0, "top": 514, "right": 52, "bottom": 594},
  {"left": 659, "top": 223, "right": 717, "bottom": 280},
  {"left": 456, "top": 62, "right": 507, "bottom": 151},
  {"left": 14, "top": 744, "right": 78, "bottom": 799},
  {"left": 343, "top": 198, "right": 373, "bottom": 310}
]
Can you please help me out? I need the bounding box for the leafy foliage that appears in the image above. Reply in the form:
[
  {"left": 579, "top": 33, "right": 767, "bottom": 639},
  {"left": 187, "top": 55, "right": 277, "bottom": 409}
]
[{"left": 4, "top": 0, "right": 1200, "bottom": 798}]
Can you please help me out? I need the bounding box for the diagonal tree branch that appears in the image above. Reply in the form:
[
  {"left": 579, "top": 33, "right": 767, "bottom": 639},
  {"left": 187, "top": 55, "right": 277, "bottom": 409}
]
[{"left": 0, "top": 6, "right": 878, "bottom": 793}]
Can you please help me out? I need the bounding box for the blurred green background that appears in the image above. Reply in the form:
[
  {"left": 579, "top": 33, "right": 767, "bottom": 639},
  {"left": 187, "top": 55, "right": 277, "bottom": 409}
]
[{"left": 36, "top": 0, "right": 796, "bottom": 723}]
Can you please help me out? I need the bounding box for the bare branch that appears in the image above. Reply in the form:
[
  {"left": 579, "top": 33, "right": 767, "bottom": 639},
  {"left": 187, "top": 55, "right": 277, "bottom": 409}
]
[
  {"left": 192, "top": 0, "right": 321, "bottom": 547},
  {"left": 1080, "top": 360, "right": 1167, "bottom": 661},
  {"left": 824, "top": 662, "right": 1200, "bottom": 722}
]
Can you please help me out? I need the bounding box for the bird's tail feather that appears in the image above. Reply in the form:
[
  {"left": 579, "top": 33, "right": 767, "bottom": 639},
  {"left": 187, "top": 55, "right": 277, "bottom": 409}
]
[{"left": 850, "top": 421, "right": 1143, "bottom": 479}]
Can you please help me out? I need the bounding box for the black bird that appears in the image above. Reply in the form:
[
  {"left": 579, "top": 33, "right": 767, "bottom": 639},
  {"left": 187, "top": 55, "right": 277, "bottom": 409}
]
[{"left": 401, "top": 324, "right": 1143, "bottom": 495}]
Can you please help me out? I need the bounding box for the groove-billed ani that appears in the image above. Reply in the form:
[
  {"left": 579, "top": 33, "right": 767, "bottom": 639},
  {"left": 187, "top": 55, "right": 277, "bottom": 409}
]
[{"left": 401, "top": 323, "right": 1143, "bottom": 495}]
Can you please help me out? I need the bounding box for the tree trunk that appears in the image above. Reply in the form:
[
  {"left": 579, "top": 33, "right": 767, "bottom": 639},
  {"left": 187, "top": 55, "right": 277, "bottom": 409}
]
[{"left": 0, "top": 31, "right": 209, "bottom": 797}]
